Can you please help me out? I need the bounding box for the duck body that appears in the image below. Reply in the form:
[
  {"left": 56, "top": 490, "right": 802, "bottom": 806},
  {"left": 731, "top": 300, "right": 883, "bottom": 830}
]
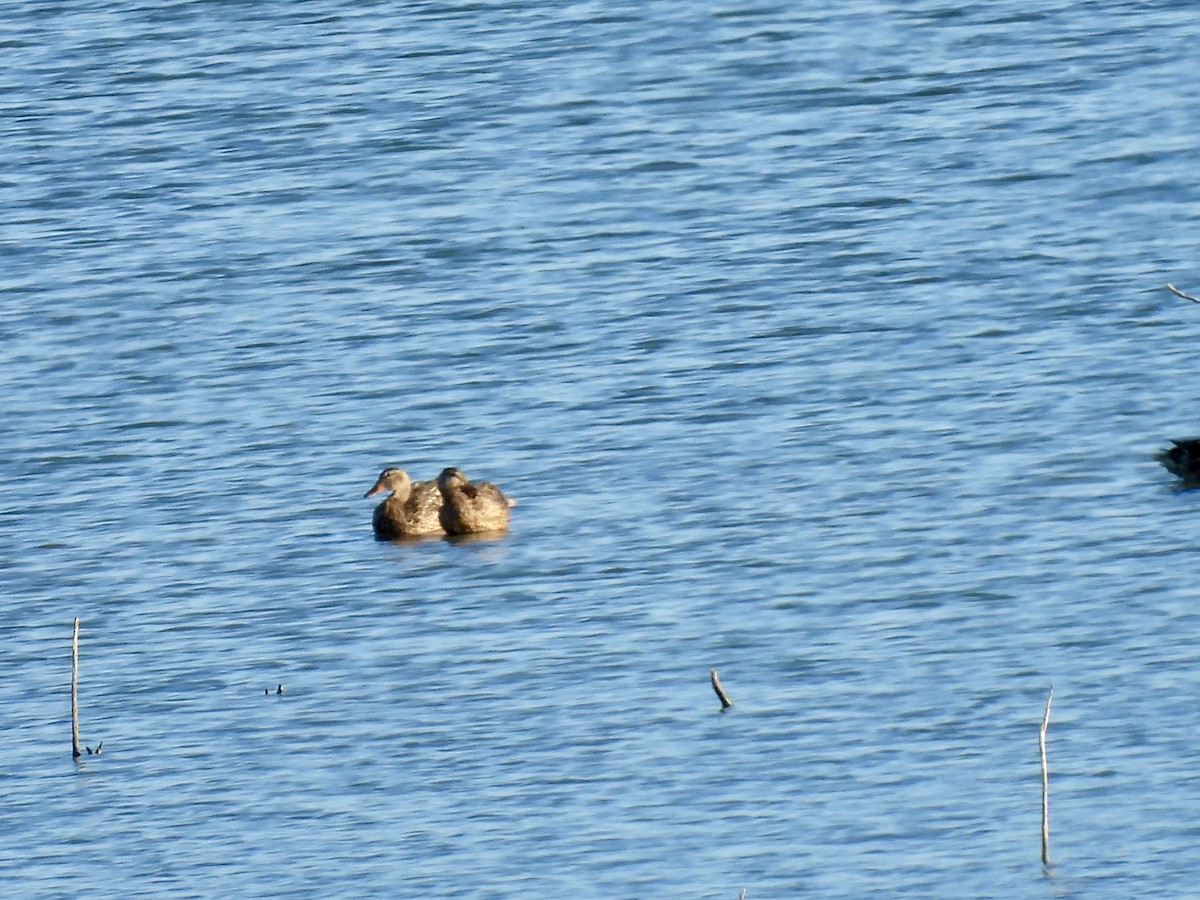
[
  {"left": 1158, "top": 439, "right": 1200, "bottom": 485},
  {"left": 364, "top": 467, "right": 444, "bottom": 538},
  {"left": 436, "top": 467, "right": 514, "bottom": 534}
]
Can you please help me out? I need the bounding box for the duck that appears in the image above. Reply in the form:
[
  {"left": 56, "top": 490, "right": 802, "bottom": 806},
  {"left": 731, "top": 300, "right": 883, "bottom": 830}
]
[
  {"left": 436, "top": 467, "right": 515, "bottom": 534},
  {"left": 363, "top": 467, "right": 444, "bottom": 538},
  {"left": 1157, "top": 439, "right": 1200, "bottom": 485}
]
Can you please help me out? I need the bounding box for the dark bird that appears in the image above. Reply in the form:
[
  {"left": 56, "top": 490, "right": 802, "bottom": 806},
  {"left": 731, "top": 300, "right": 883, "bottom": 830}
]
[{"left": 1157, "top": 439, "right": 1200, "bottom": 485}]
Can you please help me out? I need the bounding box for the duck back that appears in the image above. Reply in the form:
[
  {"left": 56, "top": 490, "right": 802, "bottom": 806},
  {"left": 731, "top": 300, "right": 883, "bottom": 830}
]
[
  {"left": 439, "top": 479, "right": 512, "bottom": 534},
  {"left": 372, "top": 479, "right": 444, "bottom": 538}
]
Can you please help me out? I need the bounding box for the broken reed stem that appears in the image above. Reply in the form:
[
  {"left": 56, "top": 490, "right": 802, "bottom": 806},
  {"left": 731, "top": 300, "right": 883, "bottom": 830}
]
[
  {"left": 71, "top": 618, "right": 81, "bottom": 759},
  {"left": 710, "top": 668, "right": 733, "bottom": 710},
  {"left": 1167, "top": 283, "right": 1200, "bottom": 303},
  {"left": 1040, "top": 686, "right": 1054, "bottom": 866}
]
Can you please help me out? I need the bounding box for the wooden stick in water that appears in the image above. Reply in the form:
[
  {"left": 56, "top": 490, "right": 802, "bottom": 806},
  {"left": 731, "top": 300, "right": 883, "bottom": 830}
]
[
  {"left": 1040, "top": 686, "right": 1054, "bottom": 866},
  {"left": 710, "top": 668, "right": 733, "bottom": 710},
  {"left": 71, "top": 618, "right": 81, "bottom": 760},
  {"left": 1167, "top": 283, "right": 1200, "bottom": 303}
]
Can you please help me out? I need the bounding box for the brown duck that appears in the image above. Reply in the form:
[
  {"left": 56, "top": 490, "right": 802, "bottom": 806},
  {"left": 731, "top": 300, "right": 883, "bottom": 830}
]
[
  {"left": 364, "top": 467, "right": 444, "bottom": 538},
  {"left": 436, "top": 467, "right": 515, "bottom": 534}
]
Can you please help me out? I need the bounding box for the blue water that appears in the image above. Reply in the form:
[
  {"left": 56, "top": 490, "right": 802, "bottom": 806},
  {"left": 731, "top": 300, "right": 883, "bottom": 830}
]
[{"left": 5, "top": 2, "right": 1200, "bottom": 896}]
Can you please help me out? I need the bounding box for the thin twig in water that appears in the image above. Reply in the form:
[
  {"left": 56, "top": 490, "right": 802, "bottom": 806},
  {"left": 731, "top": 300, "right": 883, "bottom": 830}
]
[
  {"left": 710, "top": 668, "right": 733, "bottom": 710},
  {"left": 1040, "top": 686, "right": 1054, "bottom": 866},
  {"left": 1166, "top": 283, "right": 1200, "bottom": 303},
  {"left": 71, "top": 618, "right": 81, "bottom": 759}
]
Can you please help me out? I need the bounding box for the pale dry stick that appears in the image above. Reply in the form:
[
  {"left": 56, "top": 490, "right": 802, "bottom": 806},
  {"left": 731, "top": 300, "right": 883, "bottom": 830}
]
[
  {"left": 1040, "top": 686, "right": 1054, "bottom": 866},
  {"left": 1166, "top": 283, "right": 1200, "bottom": 303},
  {"left": 710, "top": 668, "right": 733, "bottom": 711},
  {"left": 71, "top": 618, "right": 81, "bottom": 759}
]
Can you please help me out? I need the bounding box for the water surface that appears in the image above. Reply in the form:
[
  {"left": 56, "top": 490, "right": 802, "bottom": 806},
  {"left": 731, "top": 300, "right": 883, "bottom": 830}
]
[{"left": 4, "top": 2, "right": 1200, "bottom": 896}]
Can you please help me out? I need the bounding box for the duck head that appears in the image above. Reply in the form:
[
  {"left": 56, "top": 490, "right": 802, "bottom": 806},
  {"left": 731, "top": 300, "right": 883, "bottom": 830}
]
[
  {"left": 436, "top": 466, "right": 469, "bottom": 496},
  {"left": 364, "top": 467, "right": 413, "bottom": 502}
]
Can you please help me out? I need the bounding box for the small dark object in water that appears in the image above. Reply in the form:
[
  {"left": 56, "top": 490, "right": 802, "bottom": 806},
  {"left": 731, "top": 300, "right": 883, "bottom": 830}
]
[{"left": 1157, "top": 438, "right": 1200, "bottom": 485}]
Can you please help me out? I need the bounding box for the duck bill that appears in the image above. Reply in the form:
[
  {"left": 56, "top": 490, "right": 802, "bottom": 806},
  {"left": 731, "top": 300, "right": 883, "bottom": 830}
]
[{"left": 364, "top": 481, "right": 386, "bottom": 498}]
